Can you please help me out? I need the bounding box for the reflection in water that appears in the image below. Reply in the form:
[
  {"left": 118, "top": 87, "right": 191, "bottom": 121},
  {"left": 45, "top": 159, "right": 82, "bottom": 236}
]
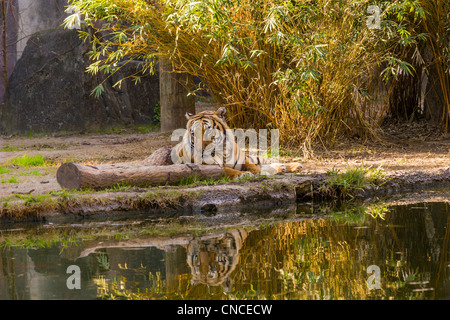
[
  {"left": 186, "top": 229, "right": 247, "bottom": 292},
  {"left": 0, "top": 201, "right": 449, "bottom": 300}
]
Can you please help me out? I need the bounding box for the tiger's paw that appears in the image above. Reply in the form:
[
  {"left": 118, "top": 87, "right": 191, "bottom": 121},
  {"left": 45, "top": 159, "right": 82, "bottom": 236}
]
[
  {"left": 285, "top": 162, "right": 303, "bottom": 173},
  {"left": 261, "top": 163, "right": 303, "bottom": 176},
  {"left": 260, "top": 164, "right": 285, "bottom": 176},
  {"left": 237, "top": 171, "right": 254, "bottom": 180}
]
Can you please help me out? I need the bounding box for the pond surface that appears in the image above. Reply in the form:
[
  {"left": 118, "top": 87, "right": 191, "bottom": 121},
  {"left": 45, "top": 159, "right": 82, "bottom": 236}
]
[{"left": 0, "top": 201, "right": 449, "bottom": 300}]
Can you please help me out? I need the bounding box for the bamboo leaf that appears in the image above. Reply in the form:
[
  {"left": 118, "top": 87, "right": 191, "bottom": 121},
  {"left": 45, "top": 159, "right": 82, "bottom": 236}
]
[{"left": 91, "top": 84, "right": 105, "bottom": 98}]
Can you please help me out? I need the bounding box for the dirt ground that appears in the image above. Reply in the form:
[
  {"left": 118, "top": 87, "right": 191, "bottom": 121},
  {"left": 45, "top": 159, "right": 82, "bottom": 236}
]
[{"left": 0, "top": 118, "right": 449, "bottom": 200}]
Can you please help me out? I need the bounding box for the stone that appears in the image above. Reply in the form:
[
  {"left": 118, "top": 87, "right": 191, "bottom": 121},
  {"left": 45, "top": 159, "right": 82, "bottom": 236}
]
[{"left": 0, "top": 27, "right": 159, "bottom": 135}]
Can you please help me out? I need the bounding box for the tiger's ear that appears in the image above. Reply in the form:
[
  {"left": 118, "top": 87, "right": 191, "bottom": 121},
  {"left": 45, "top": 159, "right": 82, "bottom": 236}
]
[
  {"left": 216, "top": 107, "right": 226, "bottom": 119},
  {"left": 185, "top": 112, "right": 194, "bottom": 120}
]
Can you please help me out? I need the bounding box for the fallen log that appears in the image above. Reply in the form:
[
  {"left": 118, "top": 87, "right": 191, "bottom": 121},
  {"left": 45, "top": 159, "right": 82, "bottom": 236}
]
[{"left": 56, "top": 162, "right": 226, "bottom": 190}]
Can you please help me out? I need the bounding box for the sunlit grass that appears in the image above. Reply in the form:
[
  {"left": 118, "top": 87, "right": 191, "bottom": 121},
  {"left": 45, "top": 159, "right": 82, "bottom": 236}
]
[
  {"left": 319, "top": 164, "right": 389, "bottom": 200},
  {"left": 18, "top": 169, "right": 43, "bottom": 176},
  {"left": 176, "top": 175, "right": 232, "bottom": 186},
  {"left": 1, "top": 177, "right": 18, "bottom": 184},
  {"left": 5, "top": 154, "right": 50, "bottom": 167},
  {"left": 0, "top": 166, "right": 11, "bottom": 174}
]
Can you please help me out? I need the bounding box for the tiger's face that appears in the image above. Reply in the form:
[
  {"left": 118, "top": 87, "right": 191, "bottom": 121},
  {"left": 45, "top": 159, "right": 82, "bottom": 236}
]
[
  {"left": 186, "top": 229, "right": 248, "bottom": 290},
  {"left": 185, "top": 107, "right": 229, "bottom": 152}
]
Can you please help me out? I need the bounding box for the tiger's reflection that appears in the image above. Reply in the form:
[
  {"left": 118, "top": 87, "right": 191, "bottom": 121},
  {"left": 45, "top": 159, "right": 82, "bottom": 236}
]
[
  {"left": 77, "top": 227, "right": 248, "bottom": 292},
  {"left": 186, "top": 228, "right": 247, "bottom": 291}
]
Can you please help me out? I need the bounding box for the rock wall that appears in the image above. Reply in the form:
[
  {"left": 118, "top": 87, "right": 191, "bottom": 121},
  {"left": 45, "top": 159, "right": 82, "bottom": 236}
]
[
  {"left": 15, "top": 0, "right": 68, "bottom": 60},
  {"left": 0, "top": 0, "right": 69, "bottom": 101},
  {"left": 0, "top": 27, "right": 159, "bottom": 134}
]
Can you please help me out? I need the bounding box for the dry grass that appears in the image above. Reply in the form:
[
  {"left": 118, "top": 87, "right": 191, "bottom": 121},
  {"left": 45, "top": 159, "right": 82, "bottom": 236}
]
[{"left": 68, "top": 0, "right": 449, "bottom": 156}]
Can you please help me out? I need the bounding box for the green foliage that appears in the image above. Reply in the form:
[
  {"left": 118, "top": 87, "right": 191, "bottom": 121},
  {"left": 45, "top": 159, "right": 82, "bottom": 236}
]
[
  {"left": 66, "top": 0, "right": 449, "bottom": 152},
  {"left": 1, "top": 145, "right": 18, "bottom": 152},
  {"left": 105, "top": 182, "right": 132, "bottom": 192},
  {"left": 91, "top": 84, "right": 105, "bottom": 98},
  {"left": 14, "top": 194, "right": 53, "bottom": 206},
  {"left": 1, "top": 177, "right": 18, "bottom": 184},
  {"left": 0, "top": 166, "right": 10, "bottom": 174},
  {"left": 5, "top": 154, "right": 48, "bottom": 167},
  {"left": 176, "top": 171, "right": 263, "bottom": 186},
  {"left": 320, "top": 164, "right": 388, "bottom": 200},
  {"left": 176, "top": 174, "right": 231, "bottom": 186},
  {"left": 18, "top": 169, "right": 43, "bottom": 176}
]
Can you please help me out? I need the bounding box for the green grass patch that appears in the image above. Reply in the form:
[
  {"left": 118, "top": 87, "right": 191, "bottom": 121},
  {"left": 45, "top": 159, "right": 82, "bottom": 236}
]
[
  {"left": 176, "top": 175, "right": 231, "bottom": 186},
  {"left": 1, "top": 177, "right": 18, "bottom": 184},
  {"left": 0, "top": 167, "right": 11, "bottom": 174},
  {"left": 5, "top": 154, "right": 50, "bottom": 167},
  {"left": 14, "top": 193, "right": 53, "bottom": 207},
  {"left": 175, "top": 173, "right": 261, "bottom": 186},
  {"left": 93, "top": 123, "right": 160, "bottom": 135},
  {"left": 104, "top": 182, "right": 132, "bottom": 192},
  {"left": 18, "top": 169, "right": 43, "bottom": 176},
  {"left": 1, "top": 145, "right": 19, "bottom": 152},
  {"left": 319, "top": 164, "right": 388, "bottom": 200},
  {"left": 135, "top": 124, "right": 160, "bottom": 134}
]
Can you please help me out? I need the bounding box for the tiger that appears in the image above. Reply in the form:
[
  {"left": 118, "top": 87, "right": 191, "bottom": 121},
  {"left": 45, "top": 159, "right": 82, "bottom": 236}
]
[
  {"left": 186, "top": 228, "right": 248, "bottom": 291},
  {"left": 145, "top": 107, "right": 302, "bottom": 179},
  {"left": 78, "top": 227, "right": 248, "bottom": 293}
]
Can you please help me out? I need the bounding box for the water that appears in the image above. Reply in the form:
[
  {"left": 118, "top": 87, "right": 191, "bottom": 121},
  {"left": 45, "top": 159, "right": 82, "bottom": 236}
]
[{"left": 0, "top": 201, "right": 449, "bottom": 300}]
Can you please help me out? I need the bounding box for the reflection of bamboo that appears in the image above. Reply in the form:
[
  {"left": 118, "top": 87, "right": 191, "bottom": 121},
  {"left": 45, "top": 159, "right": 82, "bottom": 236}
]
[
  {"left": 432, "top": 203, "right": 450, "bottom": 299},
  {"left": 387, "top": 223, "right": 402, "bottom": 253}
]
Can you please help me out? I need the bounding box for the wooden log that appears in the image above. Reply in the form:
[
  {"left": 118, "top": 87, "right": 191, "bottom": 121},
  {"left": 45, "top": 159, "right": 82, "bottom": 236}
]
[{"left": 56, "top": 162, "right": 226, "bottom": 190}]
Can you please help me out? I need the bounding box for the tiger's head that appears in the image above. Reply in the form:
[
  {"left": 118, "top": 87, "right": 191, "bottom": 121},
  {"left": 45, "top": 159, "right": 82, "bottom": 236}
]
[
  {"left": 185, "top": 107, "right": 229, "bottom": 152},
  {"left": 186, "top": 228, "right": 248, "bottom": 291}
]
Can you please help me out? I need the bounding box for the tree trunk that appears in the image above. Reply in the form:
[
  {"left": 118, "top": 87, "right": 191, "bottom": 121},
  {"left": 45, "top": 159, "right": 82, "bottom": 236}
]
[
  {"left": 1, "top": 0, "right": 8, "bottom": 90},
  {"left": 159, "top": 56, "right": 195, "bottom": 132},
  {"left": 56, "top": 162, "right": 225, "bottom": 190}
]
